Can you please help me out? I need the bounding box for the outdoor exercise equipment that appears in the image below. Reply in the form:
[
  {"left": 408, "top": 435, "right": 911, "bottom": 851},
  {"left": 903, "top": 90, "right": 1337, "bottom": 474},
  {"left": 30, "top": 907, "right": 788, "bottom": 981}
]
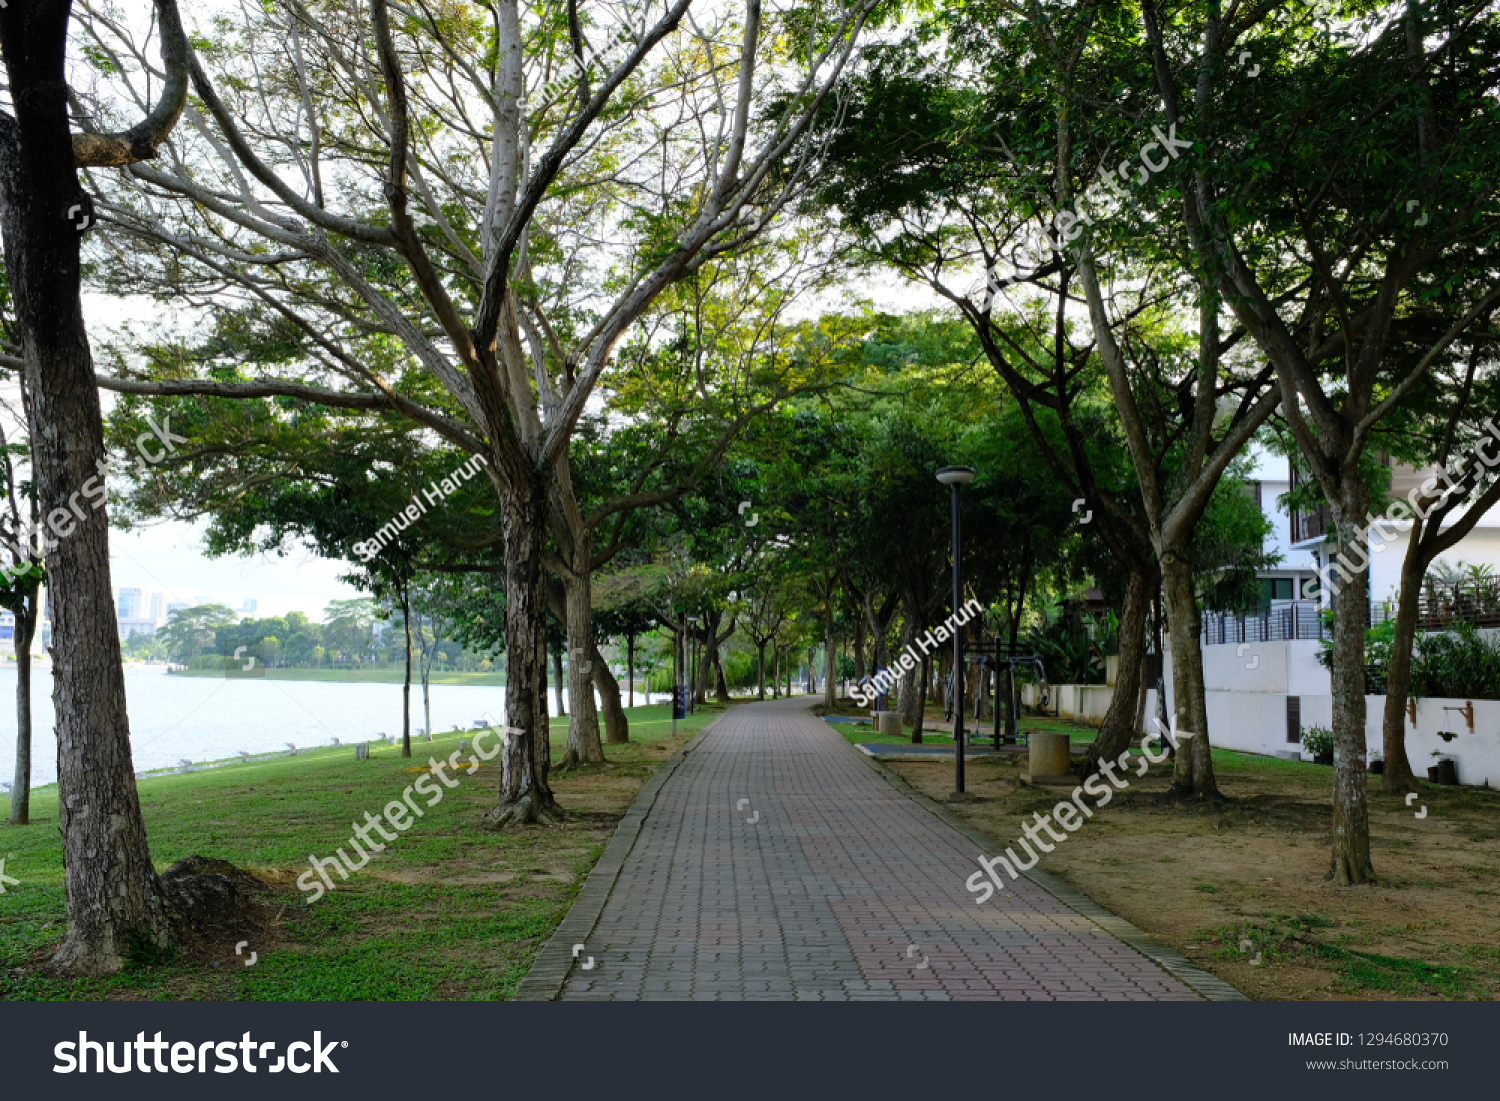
[{"left": 946, "top": 636, "right": 1049, "bottom": 747}]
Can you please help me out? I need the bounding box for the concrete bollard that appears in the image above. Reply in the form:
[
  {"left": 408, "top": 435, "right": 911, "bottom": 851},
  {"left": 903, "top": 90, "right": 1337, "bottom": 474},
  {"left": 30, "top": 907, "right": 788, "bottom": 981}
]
[
  {"left": 1023, "top": 731, "right": 1071, "bottom": 783},
  {"left": 876, "top": 711, "right": 902, "bottom": 738}
]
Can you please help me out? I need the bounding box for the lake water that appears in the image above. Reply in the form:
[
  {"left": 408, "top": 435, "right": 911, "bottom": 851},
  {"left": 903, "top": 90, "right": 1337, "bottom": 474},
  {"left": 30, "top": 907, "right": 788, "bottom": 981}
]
[{"left": 0, "top": 665, "right": 660, "bottom": 790}]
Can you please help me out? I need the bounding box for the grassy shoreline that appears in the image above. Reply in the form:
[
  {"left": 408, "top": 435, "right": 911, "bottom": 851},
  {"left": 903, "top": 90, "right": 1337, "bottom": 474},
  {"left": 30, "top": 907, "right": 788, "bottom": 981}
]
[{"left": 0, "top": 702, "right": 721, "bottom": 1001}]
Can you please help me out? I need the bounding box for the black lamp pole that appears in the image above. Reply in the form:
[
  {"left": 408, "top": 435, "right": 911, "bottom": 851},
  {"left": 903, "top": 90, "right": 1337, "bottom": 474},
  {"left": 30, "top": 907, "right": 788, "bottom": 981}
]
[{"left": 937, "top": 466, "right": 976, "bottom": 795}]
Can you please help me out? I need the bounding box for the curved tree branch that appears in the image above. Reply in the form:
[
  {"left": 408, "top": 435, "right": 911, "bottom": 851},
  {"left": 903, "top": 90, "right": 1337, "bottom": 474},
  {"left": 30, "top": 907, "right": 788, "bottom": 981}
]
[{"left": 73, "top": 0, "right": 189, "bottom": 167}]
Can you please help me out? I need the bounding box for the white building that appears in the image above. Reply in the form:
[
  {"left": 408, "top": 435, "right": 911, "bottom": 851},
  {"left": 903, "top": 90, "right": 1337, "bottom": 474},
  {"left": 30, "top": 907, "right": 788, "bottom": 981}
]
[{"left": 1164, "top": 448, "right": 1500, "bottom": 787}]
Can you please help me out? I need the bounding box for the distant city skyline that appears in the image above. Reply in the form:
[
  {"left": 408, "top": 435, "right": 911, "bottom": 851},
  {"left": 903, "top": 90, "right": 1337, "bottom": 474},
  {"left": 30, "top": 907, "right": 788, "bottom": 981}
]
[{"left": 115, "top": 590, "right": 273, "bottom": 625}]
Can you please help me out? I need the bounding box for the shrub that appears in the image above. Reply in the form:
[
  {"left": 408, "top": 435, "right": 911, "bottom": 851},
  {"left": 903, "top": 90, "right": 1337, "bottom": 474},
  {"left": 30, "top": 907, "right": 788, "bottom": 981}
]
[
  {"left": 1301, "top": 724, "right": 1334, "bottom": 757},
  {"left": 1412, "top": 621, "right": 1500, "bottom": 699}
]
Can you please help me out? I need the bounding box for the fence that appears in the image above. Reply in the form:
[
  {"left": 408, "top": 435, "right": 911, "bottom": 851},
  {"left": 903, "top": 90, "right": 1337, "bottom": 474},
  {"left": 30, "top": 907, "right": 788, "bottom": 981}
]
[
  {"left": 1202, "top": 580, "right": 1500, "bottom": 646},
  {"left": 1200, "top": 602, "right": 1326, "bottom": 645}
]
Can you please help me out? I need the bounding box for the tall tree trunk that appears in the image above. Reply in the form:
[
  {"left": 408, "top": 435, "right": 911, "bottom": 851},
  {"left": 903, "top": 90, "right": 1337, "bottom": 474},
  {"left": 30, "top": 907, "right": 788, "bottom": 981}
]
[
  {"left": 593, "top": 641, "right": 629, "bottom": 744},
  {"left": 626, "top": 631, "right": 635, "bottom": 707},
  {"left": 551, "top": 635, "right": 566, "bottom": 718},
  {"left": 483, "top": 478, "right": 562, "bottom": 827},
  {"left": 558, "top": 567, "right": 604, "bottom": 769},
  {"left": 420, "top": 622, "right": 434, "bottom": 748},
  {"left": 0, "top": 52, "right": 181, "bottom": 973},
  {"left": 400, "top": 582, "right": 412, "bottom": 758},
  {"left": 8, "top": 587, "right": 36, "bottom": 825},
  {"left": 772, "top": 647, "right": 781, "bottom": 698},
  {"left": 594, "top": 657, "right": 628, "bottom": 743},
  {"left": 1161, "top": 550, "right": 1218, "bottom": 797},
  {"left": 853, "top": 612, "right": 866, "bottom": 680},
  {"left": 1379, "top": 542, "right": 1423, "bottom": 793},
  {"left": 714, "top": 647, "right": 729, "bottom": 703},
  {"left": 1083, "top": 563, "right": 1155, "bottom": 775},
  {"left": 895, "top": 596, "right": 924, "bottom": 731},
  {"left": 1328, "top": 502, "right": 1376, "bottom": 885},
  {"left": 756, "top": 642, "right": 766, "bottom": 699},
  {"left": 823, "top": 599, "right": 835, "bottom": 709},
  {"left": 693, "top": 621, "right": 709, "bottom": 705}
]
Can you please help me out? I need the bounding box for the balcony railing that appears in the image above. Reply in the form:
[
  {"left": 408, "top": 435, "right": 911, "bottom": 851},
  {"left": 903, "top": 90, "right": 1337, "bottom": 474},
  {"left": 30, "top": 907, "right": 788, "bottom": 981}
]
[
  {"left": 1201, "top": 602, "right": 1325, "bottom": 644},
  {"left": 1289, "top": 501, "right": 1332, "bottom": 544},
  {"left": 1202, "top": 582, "right": 1500, "bottom": 645}
]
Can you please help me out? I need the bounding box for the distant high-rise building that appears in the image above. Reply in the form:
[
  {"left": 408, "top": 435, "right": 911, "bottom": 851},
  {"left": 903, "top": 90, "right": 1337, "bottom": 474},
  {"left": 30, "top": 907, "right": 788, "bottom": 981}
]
[
  {"left": 117, "top": 587, "right": 143, "bottom": 620},
  {"left": 166, "top": 601, "right": 189, "bottom": 616},
  {"left": 241, "top": 597, "right": 258, "bottom": 614},
  {"left": 148, "top": 592, "right": 165, "bottom": 625}
]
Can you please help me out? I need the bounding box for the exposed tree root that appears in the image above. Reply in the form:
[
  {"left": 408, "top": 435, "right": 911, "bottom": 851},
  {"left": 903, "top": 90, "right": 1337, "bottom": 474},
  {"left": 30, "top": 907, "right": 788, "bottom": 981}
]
[
  {"left": 482, "top": 793, "right": 567, "bottom": 829},
  {"left": 554, "top": 748, "right": 607, "bottom": 772},
  {"left": 1327, "top": 854, "right": 1378, "bottom": 885},
  {"left": 41, "top": 855, "right": 273, "bottom": 977}
]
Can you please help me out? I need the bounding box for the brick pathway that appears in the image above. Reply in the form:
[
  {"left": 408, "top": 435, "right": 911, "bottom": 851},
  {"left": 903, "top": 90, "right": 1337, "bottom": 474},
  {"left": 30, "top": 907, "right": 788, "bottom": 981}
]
[{"left": 558, "top": 697, "right": 1206, "bottom": 1001}]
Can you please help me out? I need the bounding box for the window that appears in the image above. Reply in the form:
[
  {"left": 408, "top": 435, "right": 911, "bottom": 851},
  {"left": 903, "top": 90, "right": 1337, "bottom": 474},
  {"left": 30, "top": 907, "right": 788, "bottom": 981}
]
[{"left": 1287, "top": 696, "right": 1301, "bottom": 744}]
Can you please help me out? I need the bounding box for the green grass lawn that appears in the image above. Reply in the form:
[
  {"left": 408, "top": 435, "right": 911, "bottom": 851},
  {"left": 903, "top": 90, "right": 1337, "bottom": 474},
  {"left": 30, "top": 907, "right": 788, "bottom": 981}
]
[
  {"left": 821, "top": 708, "right": 1101, "bottom": 748},
  {"left": 0, "top": 702, "right": 720, "bottom": 1001}
]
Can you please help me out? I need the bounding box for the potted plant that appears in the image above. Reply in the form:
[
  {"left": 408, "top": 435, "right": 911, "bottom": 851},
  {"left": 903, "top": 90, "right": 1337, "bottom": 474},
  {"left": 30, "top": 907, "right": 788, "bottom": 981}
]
[{"left": 1301, "top": 724, "right": 1335, "bottom": 765}]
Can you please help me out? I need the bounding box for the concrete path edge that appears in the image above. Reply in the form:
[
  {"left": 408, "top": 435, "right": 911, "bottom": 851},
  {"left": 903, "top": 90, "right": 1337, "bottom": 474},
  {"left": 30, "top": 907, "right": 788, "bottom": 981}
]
[
  {"left": 513, "top": 714, "right": 725, "bottom": 1001},
  {"left": 856, "top": 754, "right": 1250, "bottom": 1002}
]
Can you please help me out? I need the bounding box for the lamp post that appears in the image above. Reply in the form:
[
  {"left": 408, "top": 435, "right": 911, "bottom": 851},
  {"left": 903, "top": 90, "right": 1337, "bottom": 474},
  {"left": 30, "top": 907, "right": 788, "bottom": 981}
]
[{"left": 937, "top": 466, "right": 975, "bottom": 795}]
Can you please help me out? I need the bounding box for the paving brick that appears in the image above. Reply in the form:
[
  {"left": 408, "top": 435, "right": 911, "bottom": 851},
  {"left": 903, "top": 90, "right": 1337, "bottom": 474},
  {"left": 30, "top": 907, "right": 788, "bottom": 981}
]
[{"left": 557, "top": 697, "right": 1204, "bottom": 1002}]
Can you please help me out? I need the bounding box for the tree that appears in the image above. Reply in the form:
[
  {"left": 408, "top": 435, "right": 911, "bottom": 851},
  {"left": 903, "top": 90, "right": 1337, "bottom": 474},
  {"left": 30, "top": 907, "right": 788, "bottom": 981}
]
[
  {"left": 157, "top": 604, "right": 237, "bottom": 662},
  {"left": 410, "top": 582, "right": 454, "bottom": 747},
  {"left": 80, "top": 0, "right": 884, "bottom": 826},
  {"left": 741, "top": 575, "right": 792, "bottom": 699},
  {"left": 808, "top": 5, "right": 1292, "bottom": 792},
  {"left": 1134, "top": 0, "right": 1500, "bottom": 879},
  {"left": 810, "top": 36, "right": 1163, "bottom": 779},
  {"left": 0, "top": 0, "right": 259, "bottom": 974},
  {"left": 0, "top": 408, "right": 41, "bottom": 826},
  {"left": 323, "top": 598, "right": 379, "bottom": 665},
  {"left": 1376, "top": 394, "right": 1500, "bottom": 792}
]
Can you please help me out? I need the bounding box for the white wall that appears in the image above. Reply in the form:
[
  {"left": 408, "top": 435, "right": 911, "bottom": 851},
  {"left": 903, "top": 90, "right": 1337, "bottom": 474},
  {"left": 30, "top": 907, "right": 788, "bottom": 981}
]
[
  {"left": 1246, "top": 447, "right": 1321, "bottom": 575},
  {"left": 1151, "top": 640, "right": 1500, "bottom": 786},
  {"left": 1026, "top": 683, "right": 1113, "bottom": 724}
]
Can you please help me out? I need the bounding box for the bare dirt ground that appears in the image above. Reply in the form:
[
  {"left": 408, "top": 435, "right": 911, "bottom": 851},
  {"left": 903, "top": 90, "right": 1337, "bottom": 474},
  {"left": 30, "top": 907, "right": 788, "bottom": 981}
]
[{"left": 882, "top": 732, "right": 1500, "bottom": 1000}]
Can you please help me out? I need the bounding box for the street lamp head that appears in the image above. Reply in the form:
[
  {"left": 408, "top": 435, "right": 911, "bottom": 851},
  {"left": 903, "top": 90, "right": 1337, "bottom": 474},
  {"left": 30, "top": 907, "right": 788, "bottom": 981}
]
[{"left": 936, "top": 466, "right": 976, "bottom": 486}]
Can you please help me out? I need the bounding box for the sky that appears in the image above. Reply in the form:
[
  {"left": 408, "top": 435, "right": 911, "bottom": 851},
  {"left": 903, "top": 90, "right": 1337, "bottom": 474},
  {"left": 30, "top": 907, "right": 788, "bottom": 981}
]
[
  {"left": 3, "top": 295, "right": 366, "bottom": 625},
  {"left": 108, "top": 518, "right": 363, "bottom": 622}
]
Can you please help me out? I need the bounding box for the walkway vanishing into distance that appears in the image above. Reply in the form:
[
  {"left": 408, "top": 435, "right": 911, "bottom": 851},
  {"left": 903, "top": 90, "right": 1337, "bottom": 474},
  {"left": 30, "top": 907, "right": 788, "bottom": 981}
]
[{"left": 532, "top": 696, "right": 1239, "bottom": 1002}]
